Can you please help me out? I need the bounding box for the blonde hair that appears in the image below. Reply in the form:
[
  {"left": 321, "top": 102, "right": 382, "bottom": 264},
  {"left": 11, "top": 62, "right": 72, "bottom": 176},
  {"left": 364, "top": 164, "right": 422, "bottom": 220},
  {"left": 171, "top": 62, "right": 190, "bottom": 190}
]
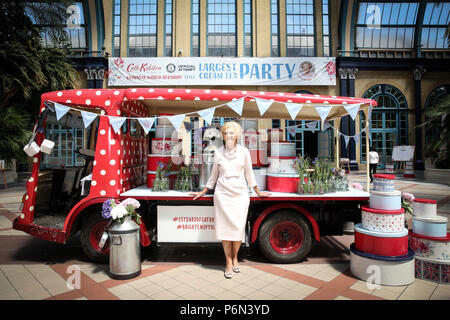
[{"left": 221, "top": 121, "right": 242, "bottom": 145}]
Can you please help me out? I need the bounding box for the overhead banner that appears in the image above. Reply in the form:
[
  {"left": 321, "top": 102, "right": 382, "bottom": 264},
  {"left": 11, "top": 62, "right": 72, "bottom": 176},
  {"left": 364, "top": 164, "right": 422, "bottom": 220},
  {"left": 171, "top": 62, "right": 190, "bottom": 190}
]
[{"left": 108, "top": 57, "right": 336, "bottom": 86}]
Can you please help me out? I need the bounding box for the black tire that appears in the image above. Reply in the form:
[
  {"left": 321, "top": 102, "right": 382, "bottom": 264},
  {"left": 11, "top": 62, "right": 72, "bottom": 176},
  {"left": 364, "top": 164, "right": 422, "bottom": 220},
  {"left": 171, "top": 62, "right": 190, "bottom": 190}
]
[
  {"left": 80, "top": 212, "right": 110, "bottom": 264},
  {"left": 257, "top": 210, "right": 313, "bottom": 264}
]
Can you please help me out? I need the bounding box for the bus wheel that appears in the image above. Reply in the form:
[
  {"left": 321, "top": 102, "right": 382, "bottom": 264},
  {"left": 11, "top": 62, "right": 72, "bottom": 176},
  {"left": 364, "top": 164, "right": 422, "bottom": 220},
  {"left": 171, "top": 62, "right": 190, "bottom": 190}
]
[
  {"left": 258, "top": 210, "right": 312, "bottom": 264},
  {"left": 81, "top": 213, "right": 110, "bottom": 263}
]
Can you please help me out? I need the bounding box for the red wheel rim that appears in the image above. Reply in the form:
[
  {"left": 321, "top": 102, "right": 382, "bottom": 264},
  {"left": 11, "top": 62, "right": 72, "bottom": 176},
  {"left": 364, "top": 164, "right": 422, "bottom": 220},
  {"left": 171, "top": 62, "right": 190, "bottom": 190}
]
[
  {"left": 269, "top": 221, "right": 304, "bottom": 254},
  {"left": 90, "top": 221, "right": 110, "bottom": 255}
]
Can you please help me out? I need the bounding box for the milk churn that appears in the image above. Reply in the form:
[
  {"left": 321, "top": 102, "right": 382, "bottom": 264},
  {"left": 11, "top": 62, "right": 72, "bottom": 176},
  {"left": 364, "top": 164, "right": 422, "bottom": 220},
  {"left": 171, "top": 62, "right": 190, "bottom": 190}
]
[
  {"left": 108, "top": 216, "right": 141, "bottom": 279},
  {"left": 199, "top": 128, "right": 221, "bottom": 190}
]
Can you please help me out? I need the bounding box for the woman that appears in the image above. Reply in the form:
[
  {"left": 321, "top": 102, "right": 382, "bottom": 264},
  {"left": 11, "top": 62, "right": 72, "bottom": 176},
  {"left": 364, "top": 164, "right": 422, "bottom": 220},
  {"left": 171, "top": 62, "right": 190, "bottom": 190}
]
[
  {"left": 190, "top": 121, "right": 270, "bottom": 279},
  {"left": 369, "top": 145, "right": 379, "bottom": 183}
]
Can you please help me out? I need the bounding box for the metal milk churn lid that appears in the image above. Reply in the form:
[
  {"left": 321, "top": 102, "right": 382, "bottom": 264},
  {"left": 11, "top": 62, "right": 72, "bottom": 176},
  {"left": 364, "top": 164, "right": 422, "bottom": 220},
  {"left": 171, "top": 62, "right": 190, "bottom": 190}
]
[{"left": 108, "top": 216, "right": 141, "bottom": 280}]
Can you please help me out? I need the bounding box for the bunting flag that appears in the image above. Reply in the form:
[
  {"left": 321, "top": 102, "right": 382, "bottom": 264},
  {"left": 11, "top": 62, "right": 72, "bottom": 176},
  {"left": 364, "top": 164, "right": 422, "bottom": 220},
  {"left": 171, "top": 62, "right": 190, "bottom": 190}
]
[
  {"left": 354, "top": 134, "right": 360, "bottom": 145},
  {"left": 344, "top": 103, "right": 361, "bottom": 121},
  {"left": 80, "top": 111, "right": 98, "bottom": 129},
  {"left": 108, "top": 115, "right": 127, "bottom": 133},
  {"left": 227, "top": 98, "right": 244, "bottom": 116},
  {"left": 344, "top": 135, "right": 350, "bottom": 148},
  {"left": 54, "top": 102, "right": 70, "bottom": 121},
  {"left": 284, "top": 103, "right": 303, "bottom": 120},
  {"left": 305, "top": 121, "right": 318, "bottom": 132},
  {"left": 197, "top": 107, "right": 216, "bottom": 126},
  {"left": 286, "top": 125, "right": 297, "bottom": 138},
  {"left": 368, "top": 103, "right": 373, "bottom": 123},
  {"left": 315, "top": 106, "right": 332, "bottom": 125},
  {"left": 168, "top": 114, "right": 186, "bottom": 131},
  {"left": 322, "top": 121, "right": 331, "bottom": 131},
  {"left": 137, "top": 117, "right": 155, "bottom": 135},
  {"left": 183, "top": 121, "right": 195, "bottom": 132},
  {"left": 255, "top": 98, "right": 273, "bottom": 116}
]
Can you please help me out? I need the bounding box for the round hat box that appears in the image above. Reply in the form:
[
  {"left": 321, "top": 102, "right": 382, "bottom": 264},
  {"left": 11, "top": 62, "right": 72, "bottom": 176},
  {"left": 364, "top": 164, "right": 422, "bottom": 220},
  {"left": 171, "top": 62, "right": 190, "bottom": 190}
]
[
  {"left": 266, "top": 173, "right": 300, "bottom": 193},
  {"left": 413, "top": 198, "right": 437, "bottom": 218},
  {"left": 151, "top": 138, "right": 181, "bottom": 155},
  {"left": 412, "top": 216, "right": 448, "bottom": 238},
  {"left": 414, "top": 255, "right": 450, "bottom": 284},
  {"left": 361, "top": 205, "right": 405, "bottom": 233},
  {"left": 369, "top": 190, "right": 402, "bottom": 211},
  {"left": 270, "top": 142, "right": 296, "bottom": 157},
  {"left": 147, "top": 154, "right": 182, "bottom": 172},
  {"left": 354, "top": 223, "right": 409, "bottom": 257},
  {"left": 409, "top": 231, "right": 450, "bottom": 261},
  {"left": 267, "top": 156, "right": 297, "bottom": 174},
  {"left": 267, "top": 129, "right": 284, "bottom": 142},
  {"left": 155, "top": 125, "right": 176, "bottom": 139},
  {"left": 373, "top": 174, "right": 396, "bottom": 192},
  {"left": 350, "top": 244, "right": 415, "bottom": 286}
]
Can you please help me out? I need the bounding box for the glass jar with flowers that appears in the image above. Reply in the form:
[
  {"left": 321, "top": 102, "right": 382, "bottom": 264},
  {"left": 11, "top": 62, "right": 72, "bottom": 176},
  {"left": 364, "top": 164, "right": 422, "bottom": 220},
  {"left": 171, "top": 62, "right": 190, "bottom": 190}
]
[
  {"left": 175, "top": 165, "right": 194, "bottom": 192},
  {"left": 153, "top": 162, "right": 171, "bottom": 191}
]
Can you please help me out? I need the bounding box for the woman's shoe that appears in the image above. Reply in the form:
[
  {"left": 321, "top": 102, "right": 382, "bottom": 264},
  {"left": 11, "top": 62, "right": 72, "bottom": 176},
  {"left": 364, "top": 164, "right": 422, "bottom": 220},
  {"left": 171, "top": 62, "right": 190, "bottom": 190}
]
[
  {"left": 232, "top": 265, "right": 240, "bottom": 273},
  {"left": 224, "top": 270, "right": 233, "bottom": 279}
]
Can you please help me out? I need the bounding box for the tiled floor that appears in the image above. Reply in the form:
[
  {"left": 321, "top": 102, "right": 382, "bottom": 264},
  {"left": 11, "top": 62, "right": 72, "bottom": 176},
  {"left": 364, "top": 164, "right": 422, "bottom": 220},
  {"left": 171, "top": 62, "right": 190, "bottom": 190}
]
[{"left": 0, "top": 172, "right": 449, "bottom": 301}]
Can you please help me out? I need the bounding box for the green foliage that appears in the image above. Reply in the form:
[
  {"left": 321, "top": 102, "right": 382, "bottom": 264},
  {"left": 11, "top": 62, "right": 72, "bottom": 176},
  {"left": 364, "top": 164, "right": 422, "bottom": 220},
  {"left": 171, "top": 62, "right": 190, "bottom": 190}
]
[
  {"left": 420, "top": 95, "right": 450, "bottom": 169},
  {"left": 0, "top": 0, "right": 78, "bottom": 163}
]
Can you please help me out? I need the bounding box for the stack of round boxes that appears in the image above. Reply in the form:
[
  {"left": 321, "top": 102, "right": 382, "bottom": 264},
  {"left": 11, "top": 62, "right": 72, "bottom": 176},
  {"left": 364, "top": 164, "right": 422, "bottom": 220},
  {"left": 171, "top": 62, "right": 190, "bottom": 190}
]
[
  {"left": 147, "top": 114, "right": 181, "bottom": 188},
  {"left": 350, "top": 174, "right": 415, "bottom": 286},
  {"left": 266, "top": 130, "right": 299, "bottom": 193},
  {"left": 410, "top": 199, "right": 450, "bottom": 284}
]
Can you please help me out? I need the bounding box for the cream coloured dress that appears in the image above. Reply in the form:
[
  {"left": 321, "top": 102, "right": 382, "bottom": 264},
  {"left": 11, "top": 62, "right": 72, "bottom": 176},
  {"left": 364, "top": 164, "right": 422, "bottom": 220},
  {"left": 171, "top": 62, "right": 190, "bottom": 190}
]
[{"left": 205, "top": 144, "right": 257, "bottom": 241}]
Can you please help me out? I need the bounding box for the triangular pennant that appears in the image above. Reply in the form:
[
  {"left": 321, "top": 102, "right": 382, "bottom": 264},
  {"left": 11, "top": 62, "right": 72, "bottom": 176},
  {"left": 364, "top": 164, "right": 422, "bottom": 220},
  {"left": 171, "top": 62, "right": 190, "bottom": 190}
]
[
  {"left": 197, "top": 107, "right": 216, "bottom": 126},
  {"left": 227, "top": 98, "right": 244, "bottom": 116},
  {"left": 344, "top": 103, "right": 361, "bottom": 121},
  {"left": 286, "top": 125, "right": 297, "bottom": 138},
  {"left": 54, "top": 102, "right": 70, "bottom": 121},
  {"left": 184, "top": 121, "right": 194, "bottom": 132},
  {"left": 168, "top": 114, "right": 186, "bottom": 131},
  {"left": 255, "top": 98, "right": 273, "bottom": 116},
  {"left": 80, "top": 111, "right": 98, "bottom": 128},
  {"left": 306, "top": 121, "right": 318, "bottom": 132},
  {"left": 344, "top": 135, "right": 350, "bottom": 148},
  {"left": 322, "top": 121, "right": 331, "bottom": 131},
  {"left": 108, "top": 116, "right": 127, "bottom": 133},
  {"left": 284, "top": 103, "right": 303, "bottom": 120},
  {"left": 353, "top": 134, "right": 360, "bottom": 145},
  {"left": 137, "top": 117, "right": 155, "bottom": 135},
  {"left": 315, "top": 106, "right": 332, "bottom": 125}
]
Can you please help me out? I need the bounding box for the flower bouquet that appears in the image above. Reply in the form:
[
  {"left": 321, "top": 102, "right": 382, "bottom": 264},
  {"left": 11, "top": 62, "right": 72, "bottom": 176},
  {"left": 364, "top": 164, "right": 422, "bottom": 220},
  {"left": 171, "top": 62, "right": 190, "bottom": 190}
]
[
  {"left": 401, "top": 192, "right": 415, "bottom": 216},
  {"left": 153, "top": 162, "right": 171, "bottom": 191},
  {"left": 102, "top": 198, "right": 142, "bottom": 224}
]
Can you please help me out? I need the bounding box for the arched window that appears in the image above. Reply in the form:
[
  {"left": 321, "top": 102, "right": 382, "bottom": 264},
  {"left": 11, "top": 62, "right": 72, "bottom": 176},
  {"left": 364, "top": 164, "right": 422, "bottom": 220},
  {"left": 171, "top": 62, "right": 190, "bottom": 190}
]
[
  {"left": 360, "top": 84, "right": 408, "bottom": 167},
  {"left": 424, "top": 85, "right": 450, "bottom": 143}
]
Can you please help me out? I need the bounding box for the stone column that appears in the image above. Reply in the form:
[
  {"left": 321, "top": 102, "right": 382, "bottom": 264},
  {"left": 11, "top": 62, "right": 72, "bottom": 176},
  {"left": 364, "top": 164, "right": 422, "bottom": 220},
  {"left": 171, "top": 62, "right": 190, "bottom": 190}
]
[{"left": 84, "top": 67, "right": 106, "bottom": 89}]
